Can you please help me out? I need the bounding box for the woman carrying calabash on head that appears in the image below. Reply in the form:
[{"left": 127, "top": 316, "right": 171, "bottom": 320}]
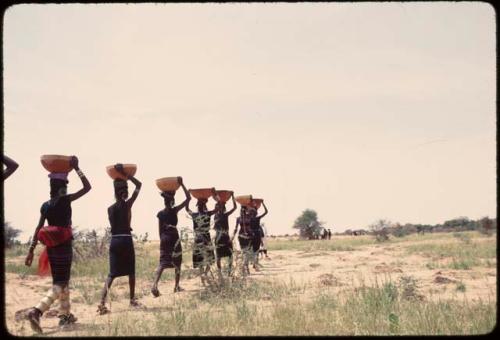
[
  {"left": 151, "top": 177, "right": 191, "bottom": 297},
  {"left": 231, "top": 205, "right": 252, "bottom": 276},
  {"left": 249, "top": 201, "right": 268, "bottom": 271},
  {"left": 97, "top": 164, "right": 142, "bottom": 315},
  {"left": 213, "top": 192, "right": 237, "bottom": 278},
  {"left": 186, "top": 192, "right": 217, "bottom": 286},
  {"left": 24, "top": 156, "right": 91, "bottom": 334},
  {"left": 2, "top": 155, "right": 19, "bottom": 180}
]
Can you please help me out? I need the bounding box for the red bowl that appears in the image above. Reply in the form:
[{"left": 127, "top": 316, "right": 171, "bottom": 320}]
[
  {"left": 40, "top": 155, "right": 73, "bottom": 173},
  {"left": 214, "top": 190, "right": 233, "bottom": 203},
  {"left": 235, "top": 195, "right": 253, "bottom": 206},
  {"left": 106, "top": 164, "right": 137, "bottom": 180},
  {"left": 251, "top": 198, "right": 263, "bottom": 209},
  {"left": 189, "top": 188, "right": 215, "bottom": 200},
  {"left": 156, "top": 177, "right": 181, "bottom": 192}
]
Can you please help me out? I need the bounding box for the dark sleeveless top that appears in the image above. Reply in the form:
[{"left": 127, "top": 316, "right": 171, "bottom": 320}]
[
  {"left": 214, "top": 213, "right": 229, "bottom": 232},
  {"left": 250, "top": 216, "right": 261, "bottom": 232},
  {"left": 191, "top": 212, "right": 211, "bottom": 235},
  {"left": 41, "top": 196, "right": 72, "bottom": 227},
  {"left": 108, "top": 200, "right": 132, "bottom": 235},
  {"left": 238, "top": 216, "right": 251, "bottom": 235},
  {"left": 157, "top": 208, "right": 178, "bottom": 233}
]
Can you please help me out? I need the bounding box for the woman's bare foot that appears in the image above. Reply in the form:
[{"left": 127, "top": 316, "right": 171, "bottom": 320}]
[
  {"left": 151, "top": 286, "right": 160, "bottom": 298},
  {"left": 130, "top": 298, "right": 143, "bottom": 308},
  {"left": 97, "top": 304, "right": 110, "bottom": 315},
  {"left": 27, "top": 308, "right": 42, "bottom": 334}
]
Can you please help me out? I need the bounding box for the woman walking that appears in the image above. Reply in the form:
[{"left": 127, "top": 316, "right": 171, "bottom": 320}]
[
  {"left": 97, "top": 164, "right": 142, "bottom": 315},
  {"left": 249, "top": 201, "right": 268, "bottom": 271},
  {"left": 259, "top": 223, "right": 270, "bottom": 259},
  {"left": 151, "top": 177, "right": 190, "bottom": 297},
  {"left": 231, "top": 206, "right": 252, "bottom": 276},
  {"left": 186, "top": 195, "right": 217, "bottom": 286},
  {"left": 24, "top": 156, "right": 91, "bottom": 333},
  {"left": 213, "top": 192, "right": 237, "bottom": 278}
]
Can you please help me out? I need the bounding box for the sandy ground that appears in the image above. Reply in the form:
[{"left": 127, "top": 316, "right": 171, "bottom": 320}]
[{"left": 5, "top": 236, "right": 497, "bottom": 336}]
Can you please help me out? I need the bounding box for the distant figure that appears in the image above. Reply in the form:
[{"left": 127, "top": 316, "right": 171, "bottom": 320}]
[
  {"left": 2, "top": 155, "right": 19, "bottom": 180},
  {"left": 322, "top": 229, "right": 328, "bottom": 240},
  {"left": 259, "top": 224, "right": 270, "bottom": 259},
  {"left": 150, "top": 177, "right": 190, "bottom": 297},
  {"left": 328, "top": 229, "right": 332, "bottom": 240},
  {"left": 24, "top": 156, "right": 91, "bottom": 333},
  {"left": 97, "top": 164, "right": 142, "bottom": 315}
]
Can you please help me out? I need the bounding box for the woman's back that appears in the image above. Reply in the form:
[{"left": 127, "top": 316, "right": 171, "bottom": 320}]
[
  {"left": 42, "top": 196, "right": 72, "bottom": 227},
  {"left": 108, "top": 200, "right": 131, "bottom": 235}
]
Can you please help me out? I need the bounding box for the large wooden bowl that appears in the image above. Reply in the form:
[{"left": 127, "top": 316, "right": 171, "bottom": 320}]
[
  {"left": 235, "top": 195, "right": 253, "bottom": 206},
  {"left": 40, "top": 155, "right": 73, "bottom": 173},
  {"left": 106, "top": 164, "right": 137, "bottom": 180},
  {"left": 214, "top": 190, "right": 233, "bottom": 203},
  {"left": 156, "top": 177, "right": 181, "bottom": 192},
  {"left": 251, "top": 198, "right": 263, "bottom": 209},
  {"left": 189, "top": 188, "right": 215, "bottom": 200}
]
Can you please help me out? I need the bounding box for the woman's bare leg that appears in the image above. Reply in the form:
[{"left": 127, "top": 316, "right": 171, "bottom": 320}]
[
  {"left": 99, "top": 276, "right": 114, "bottom": 306},
  {"left": 151, "top": 266, "right": 164, "bottom": 297}
]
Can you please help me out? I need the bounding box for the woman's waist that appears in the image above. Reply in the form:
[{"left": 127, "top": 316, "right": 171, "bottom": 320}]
[
  {"left": 194, "top": 231, "right": 211, "bottom": 238},
  {"left": 111, "top": 225, "right": 132, "bottom": 231},
  {"left": 161, "top": 224, "right": 178, "bottom": 230},
  {"left": 38, "top": 226, "right": 73, "bottom": 247}
]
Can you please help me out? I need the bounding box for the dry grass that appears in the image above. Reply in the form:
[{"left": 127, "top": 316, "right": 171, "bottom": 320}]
[{"left": 4, "top": 231, "right": 497, "bottom": 336}]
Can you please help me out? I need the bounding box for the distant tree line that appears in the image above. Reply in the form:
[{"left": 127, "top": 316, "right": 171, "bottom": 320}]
[
  {"left": 344, "top": 216, "right": 496, "bottom": 240},
  {"left": 289, "top": 211, "right": 497, "bottom": 241}
]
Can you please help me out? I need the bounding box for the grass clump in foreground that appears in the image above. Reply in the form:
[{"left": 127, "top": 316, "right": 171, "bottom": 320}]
[{"left": 80, "top": 277, "right": 495, "bottom": 336}]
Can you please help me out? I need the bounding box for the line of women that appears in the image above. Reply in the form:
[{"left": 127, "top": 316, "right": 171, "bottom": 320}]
[{"left": 4, "top": 156, "right": 268, "bottom": 334}]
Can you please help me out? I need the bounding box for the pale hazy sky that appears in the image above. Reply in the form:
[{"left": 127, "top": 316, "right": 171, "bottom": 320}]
[{"left": 2, "top": 2, "right": 496, "bottom": 241}]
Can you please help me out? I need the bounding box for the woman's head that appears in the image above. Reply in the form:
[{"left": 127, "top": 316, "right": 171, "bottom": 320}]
[
  {"left": 196, "top": 198, "right": 208, "bottom": 212},
  {"left": 248, "top": 207, "right": 257, "bottom": 217},
  {"left": 50, "top": 178, "right": 68, "bottom": 198},
  {"left": 215, "top": 201, "right": 226, "bottom": 213},
  {"left": 161, "top": 191, "right": 175, "bottom": 208},
  {"left": 113, "top": 179, "right": 128, "bottom": 201}
]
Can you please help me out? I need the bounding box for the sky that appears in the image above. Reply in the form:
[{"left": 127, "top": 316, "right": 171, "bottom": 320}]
[{"left": 2, "top": 2, "right": 496, "bottom": 242}]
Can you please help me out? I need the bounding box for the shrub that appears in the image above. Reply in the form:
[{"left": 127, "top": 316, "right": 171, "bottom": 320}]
[
  {"left": 3, "top": 222, "right": 21, "bottom": 248},
  {"left": 72, "top": 227, "right": 111, "bottom": 262},
  {"left": 369, "top": 220, "right": 392, "bottom": 242},
  {"left": 456, "top": 282, "right": 466, "bottom": 292}
]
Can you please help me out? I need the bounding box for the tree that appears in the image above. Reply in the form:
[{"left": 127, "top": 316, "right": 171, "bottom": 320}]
[
  {"left": 293, "top": 209, "right": 324, "bottom": 240},
  {"left": 369, "top": 219, "right": 393, "bottom": 242},
  {"left": 4, "top": 221, "right": 21, "bottom": 248},
  {"left": 479, "top": 216, "right": 494, "bottom": 236}
]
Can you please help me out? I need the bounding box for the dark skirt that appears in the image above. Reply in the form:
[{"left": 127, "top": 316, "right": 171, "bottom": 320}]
[
  {"left": 214, "top": 231, "right": 233, "bottom": 258},
  {"left": 192, "top": 233, "right": 215, "bottom": 268},
  {"left": 109, "top": 236, "right": 135, "bottom": 278},
  {"left": 251, "top": 232, "right": 262, "bottom": 253},
  {"left": 238, "top": 233, "right": 252, "bottom": 251},
  {"left": 47, "top": 240, "right": 73, "bottom": 285},
  {"left": 160, "top": 228, "right": 182, "bottom": 269}
]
